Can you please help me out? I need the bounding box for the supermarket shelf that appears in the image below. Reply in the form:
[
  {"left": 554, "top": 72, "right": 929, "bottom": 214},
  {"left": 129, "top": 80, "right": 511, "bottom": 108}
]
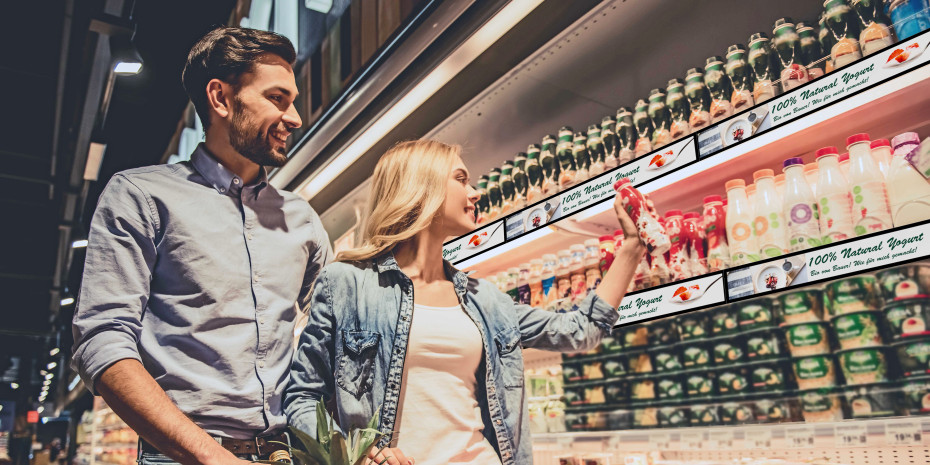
[
  {"left": 94, "top": 443, "right": 138, "bottom": 449},
  {"left": 450, "top": 32, "right": 930, "bottom": 275},
  {"left": 532, "top": 416, "right": 930, "bottom": 465}
]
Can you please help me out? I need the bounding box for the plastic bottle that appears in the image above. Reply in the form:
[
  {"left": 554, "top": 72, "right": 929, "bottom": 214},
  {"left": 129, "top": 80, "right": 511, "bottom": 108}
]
[
  {"left": 816, "top": 146, "right": 856, "bottom": 244},
  {"left": 870, "top": 139, "right": 892, "bottom": 180},
  {"left": 783, "top": 157, "right": 822, "bottom": 251},
  {"left": 685, "top": 67, "right": 713, "bottom": 132},
  {"left": 753, "top": 169, "right": 789, "bottom": 258},
  {"left": 513, "top": 153, "right": 529, "bottom": 210},
  {"left": 703, "top": 195, "right": 730, "bottom": 271},
  {"left": 598, "top": 235, "right": 615, "bottom": 278},
  {"left": 748, "top": 32, "right": 780, "bottom": 104},
  {"left": 648, "top": 88, "right": 674, "bottom": 147},
  {"left": 540, "top": 135, "right": 560, "bottom": 195},
  {"left": 705, "top": 56, "right": 736, "bottom": 123},
  {"left": 888, "top": 132, "right": 930, "bottom": 226},
  {"left": 773, "top": 18, "right": 811, "bottom": 91},
  {"left": 488, "top": 169, "right": 503, "bottom": 220},
  {"left": 797, "top": 21, "right": 827, "bottom": 79},
  {"left": 847, "top": 133, "right": 893, "bottom": 235},
  {"left": 556, "top": 127, "right": 577, "bottom": 190},
  {"left": 601, "top": 116, "right": 621, "bottom": 169},
  {"left": 824, "top": 0, "right": 864, "bottom": 68},
  {"left": 583, "top": 239, "right": 602, "bottom": 293},
  {"left": 666, "top": 78, "right": 692, "bottom": 140},
  {"left": 633, "top": 99, "right": 655, "bottom": 157},
  {"left": 613, "top": 178, "right": 671, "bottom": 254},
  {"left": 726, "top": 179, "right": 760, "bottom": 265},
  {"left": 664, "top": 210, "right": 691, "bottom": 281},
  {"left": 569, "top": 244, "right": 587, "bottom": 304},
  {"left": 805, "top": 163, "right": 820, "bottom": 197},
  {"left": 555, "top": 250, "right": 573, "bottom": 312},
  {"left": 586, "top": 125, "right": 607, "bottom": 176},
  {"left": 517, "top": 263, "right": 531, "bottom": 305},
  {"left": 505, "top": 267, "right": 520, "bottom": 302},
  {"left": 889, "top": 0, "right": 930, "bottom": 39},
  {"left": 616, "top": 107, "right": 636, "bottom": 164},
  {"left": 683, "top": 212, "right": 709, "bottom": 275},
  {"left": 775, "top": 173, "right": 787, "bottom": 200},
  {"left": 572, "top": 132, "right": 591, "bottom": 184},
  {"left": 747, "top": 184, "right": 757, "bottom": 213},
  {"left": 500, "top": 161, "right": 516, "bottom": 215},
  {"left": 541, "top": 254, "right": 558, "bottom": 310},
  {"left": 839, "top": 153, "right": 851, "bottom": 180},
  {"left": 851, "top": 0, "right": 895, "bottom": 55},
  {"left": 495, "top": 272, "right": 508, "bottom": 293},
  {"left": 525, "top": 145, "right": 545, "bottom": 203},
  {"left": 529, "top": 259, "right": 544, "bottom": 308}
]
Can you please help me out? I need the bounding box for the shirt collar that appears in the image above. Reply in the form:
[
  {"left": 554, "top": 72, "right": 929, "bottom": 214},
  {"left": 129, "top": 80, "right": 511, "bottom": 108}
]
[
  {"left": 375, "top": 252, "right": 470, "bottom": 297},
  {"left": 190, "top": 143, "right": 268, "bottom": 195}
]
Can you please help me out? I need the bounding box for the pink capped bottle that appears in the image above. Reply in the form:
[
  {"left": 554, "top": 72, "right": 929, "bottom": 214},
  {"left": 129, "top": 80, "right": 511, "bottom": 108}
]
[
  {"left": 665, "top": 210, "right": 691, "bottom": 281},
  {"left": 816, "top": 146, "right": 856, "bottom": 244},
  {"left": 703, "top": 195, "right": 730, "bottom": 271},
  {"left": 613, "top": 178, "right": 670, "bottom": 254},
  {"left": 847, "top": 133, "right": 892, "bottom": 235},
  {"left": 683, "top": 212, "right": 709, "bottom": 275}
]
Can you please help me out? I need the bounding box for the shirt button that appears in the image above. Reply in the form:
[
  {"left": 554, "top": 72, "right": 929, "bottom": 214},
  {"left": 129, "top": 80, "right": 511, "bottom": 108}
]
[
  {"left": 254, "top": 274, "right": 260, "bottom": 282},
  {"left": 258, "top": 361, "right": 265, "bottom": 368},
  {"left": 233, "top": 178, "right": 240, "bottom": 185},
  {"left": 219, "top": 187, "right": 226, "bottom": 193},
  {"left": 247, "top": 233, "right": 253, "bottom": 240}
]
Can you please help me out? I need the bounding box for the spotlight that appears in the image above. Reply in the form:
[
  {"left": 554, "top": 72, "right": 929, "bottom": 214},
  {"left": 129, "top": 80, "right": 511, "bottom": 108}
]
[{"left": 110, "top": 34, "right": 143, "bottom": 75}]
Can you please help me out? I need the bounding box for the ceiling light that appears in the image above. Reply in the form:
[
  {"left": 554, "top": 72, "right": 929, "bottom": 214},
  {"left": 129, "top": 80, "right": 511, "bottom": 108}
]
[
  {"left": 45, "top": 374, "right": 53, "bottom": 380},
  {"left": 47, "top": 362, "right": 57, "bottom": 370},
  {"left": 10, "top": 383, "right": 18, "bottom": 390},
  {"left": 71, "top": 240, "right": 88, "bottom": 248},
  {"left": 49, "top": 348, "right": 60, "bottom": 356},
  {"left": 39, "top": 370, "right": 47, "bottom": 376},
  {"left": 37, "top": 407, "right": 44, "bottom": 414},
  {"left": 110, "top": 34, "right": 143, "bottom": 75},
  {"left": 291, "top": 0, "right": 545, "bottom": 201},
  {"left": 43, "top": 380, "right": 50, "bottom": 386},
  {"left": 60, "top": 297, "right": 74, "bottom": 306}
]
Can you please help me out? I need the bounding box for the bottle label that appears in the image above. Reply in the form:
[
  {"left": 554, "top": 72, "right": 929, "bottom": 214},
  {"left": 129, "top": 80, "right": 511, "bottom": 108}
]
[
  {"left": 729, "top": 221, "right": 758, "bottom": 265},
  {"left": 570, "top": 272, "right": 587, "bottom": 300},
  {"left": 753, "top": 213, "right": 787, "bottom": 257},
  {"left": 819, "top": 192, "right": 855, "bottom": 244},
  {"left": 787, "top": 202, "right": 822, "bottom": 251},
  {"left": 850, "top": 181, "right": 892, "bottom": 235}
]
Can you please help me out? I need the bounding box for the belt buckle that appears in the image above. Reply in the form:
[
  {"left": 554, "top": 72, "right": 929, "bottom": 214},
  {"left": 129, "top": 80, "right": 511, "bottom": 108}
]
[{"left": 254, "top": 437, "right": 263, "bottom": 457}]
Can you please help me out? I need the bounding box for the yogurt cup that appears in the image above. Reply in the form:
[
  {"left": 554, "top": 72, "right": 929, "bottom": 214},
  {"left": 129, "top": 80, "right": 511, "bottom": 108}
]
[
  {"left": 632, "top": 405, "right": 660, "bottom": 429},
  {"left": 717, "top": 366, "right": 751, "bottom": 395},
  {"left": 736, "top": 298, "right": 778, "bottom": 330},
  {"left": 605, "top": 379, "right": 630, "bottom": 404},
  {"left": 751, "top": 362, "right": 791, "bottom": 391},
  {"left": 883, "top": 298, "right": 930, "bottom": 339},
  {"left": 606, "top": 408, "right": 634, "bottom": 430},
  {"left": 901, "top": 375, "right": 930, "bottom": 414},
  {"left": 688, "top": 403, "right": 720, "bottom": 426},
  {"left": 678, "top": 310, "right": 711, "bottom": 340},
  {"left": 658, "top": 404, "right": 690, "bottom": 427},
  {"left": 744, "top": 328, "right": 787, "bottom": 359},
  {"left": 754, "top": 394, "right": 795, "bottom": 423},
  {"left": 792, "top": 354, "right": 839, "bottom": 389},
  {"left": 653, "top": 347, "right": 683, "bottom": 372},
  {"left": 798, "top": 387, "right": 844, "bottom": 422},
  {"left": 713, "top": 336, "right": 747, "bottom": 366},
  {"left": 720, "top": 400, "right": 756, "bottom": 425},
  {"left": 630, "top": 377, "right": 657, "bottom": 400},
  {"left": 685, "top": 371, "right": 717, "bottom": 398},
  {"left": 680, "top": 340, "right": 713, "bottom": 368},
  {"left": 648, "top": 317, "right": 680, "bottom": 345},
  {"left": 835, "top": 346, "right": 891, "bottom": 385},
  {"left": 824, "top": 276, "right": 882, "bottom": 318},
  {"left": 876, "top": 264, "right": 930, "bottom": 301},
  {"left": 656, "top": 373, "right": 686, "bottom": 399},
  {"left": 893, "top": 336, "right": 930, "bottom": 377},
  {"left": 778, "top": 289, "right": 825, "bottom": 324},
  {"left": 841, "top": 381, "right": 901, "bottom": 418},
  {"left": 710, "top": 304, "right": 740, "bottom": 336},
  {"left": 784, "top": 321, "right": 832, "bottom": 356},
  {"left": 831, "top": 310, "right": 886, "bottom": 349},
  {"left": 602, "top": 356, "right": 629, "bottom": 378}
]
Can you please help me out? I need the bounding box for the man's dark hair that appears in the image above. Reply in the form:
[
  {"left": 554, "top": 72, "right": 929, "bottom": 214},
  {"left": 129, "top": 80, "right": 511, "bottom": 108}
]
[{"left": 182, "top": 26, "right": 296, "bottom": 129}]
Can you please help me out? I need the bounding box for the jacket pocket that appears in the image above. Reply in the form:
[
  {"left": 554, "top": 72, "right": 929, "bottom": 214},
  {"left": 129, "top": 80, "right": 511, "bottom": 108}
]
[
  {"left": 337, "top": 330, "right": 380, "bottom": 398},
  {"left": 494, "top": 326, "right": 524, "bottom": 388}
]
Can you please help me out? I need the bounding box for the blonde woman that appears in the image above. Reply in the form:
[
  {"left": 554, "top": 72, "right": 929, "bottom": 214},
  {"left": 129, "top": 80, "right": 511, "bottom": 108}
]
[{"left": 284, "top": 140, "right": 645, "bottom": 465}]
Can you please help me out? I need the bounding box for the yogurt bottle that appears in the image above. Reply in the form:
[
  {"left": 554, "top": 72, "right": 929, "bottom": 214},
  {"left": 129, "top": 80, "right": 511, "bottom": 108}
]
[
  {"left": 816, "top": 146, "right": 856, "bottom": 244},
  {"left": 839, "top": 153, "right": 851, "bottom": 181},
  {"left": 665, "top": 210, "right": 691, "bottom": 281},
  {"left": 846, "top": 133, "right": 893, "bottom": 235},
  {"left": 517, "top": 263, "right": 531, "bottom": 305},
  {"left": 584, "top": 239, "right": 602, "bottom": 292},
  {"left": 775, "top": 173, "right": 786, "bottom": 200},
  {"left": 529, "top": 259, "right": 544, "bottom": 308},
  {"left": 726, "top": 179, "right": 761, "bottom": 265},
  {"left": 783, "top": 157, "right": 822, "bottom": 251},
  {"left": 541, "top": 254, "right": 558, "bottom": 310},
  {"left": 614, "top": 178, "right": 670, "bottom": 255},
  {"left": 870, "top": 139, "right": 892, "bottom": 180},
  {"left": 888, "top": 132, "right": 930, "bottom": 226},
  {"left": 805, "top": 163, "right": 820, "bottom": 197},
  {"left": 752, "top": 169, "right": 789, "bottom": 257},
  {"left": 703, "top": 195, "right": 730, "bottom": 271},
  {"left": 683, "top": 212, "right": 709, "bottom": 275}
]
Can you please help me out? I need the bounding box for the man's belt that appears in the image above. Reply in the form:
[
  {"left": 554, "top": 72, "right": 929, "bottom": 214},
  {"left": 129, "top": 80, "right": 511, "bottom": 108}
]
[{"left": 140, "top": 431, "right": 289, "bottom": 457}]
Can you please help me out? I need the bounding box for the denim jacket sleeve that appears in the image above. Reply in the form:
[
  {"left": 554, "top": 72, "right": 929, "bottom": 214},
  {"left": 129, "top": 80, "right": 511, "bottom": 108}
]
[
  {"left": 284, "top": 267, "right": 339, "bottom": 436},
  {"left": 492, "top": 281, "right": 618, "bottom": 351}
]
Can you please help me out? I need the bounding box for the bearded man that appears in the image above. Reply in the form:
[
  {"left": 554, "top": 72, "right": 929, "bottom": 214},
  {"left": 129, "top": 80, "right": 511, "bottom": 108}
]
[{"left": 71, "top": 27, "right": 332, "bottom": 465}]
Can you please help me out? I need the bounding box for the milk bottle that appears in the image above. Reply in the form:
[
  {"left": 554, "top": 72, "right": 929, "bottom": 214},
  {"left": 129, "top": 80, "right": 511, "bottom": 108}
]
[
  {"left": 782, "top": 157, "right": 822, "bottom": 251},
  {"left": 870, "top": 139, "right": 892, "bottom": 180},
  {"left": 888, "top": 132, "right": 930, "bottom": 226},
  {"left": 846, "top": 133, "right": 893, "bottom": 235},
  {"left": 725, "top": 179, "right": 760, "bottom": 265},
  {"left": 816, "top": 146, "right": 856, "bottom": 243},
  {"left": 752, "top": 169, "right": 789, "bottom": 257}
]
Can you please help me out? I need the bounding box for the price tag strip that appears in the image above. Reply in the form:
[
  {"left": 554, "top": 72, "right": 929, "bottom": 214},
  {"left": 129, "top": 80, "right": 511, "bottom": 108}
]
[
  {"left": 835, "top": 423, "right": 869, "bottom": 448},
  {"left": 785, "top": 426, "right": 816, "bottom": 449},
  {"left": 649, "top": 432, "right": 671, "bottom": 451},
  {"left": 743, "top": 428, "right": 773, "bottom": 450},
  {"left": 885, "top": 420, "right": 923, "bottom": 446},
  {"left": 707, "top": 430, "right": 734, "bottom": 450},
  {"left": 679, "top": 431, "right": 703, "bottom": 451}
]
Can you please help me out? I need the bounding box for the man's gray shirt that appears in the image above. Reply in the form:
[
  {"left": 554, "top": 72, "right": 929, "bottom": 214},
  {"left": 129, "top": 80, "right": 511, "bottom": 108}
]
[{"left": 71, "top": 144, "right": 332, "bottom": 439}]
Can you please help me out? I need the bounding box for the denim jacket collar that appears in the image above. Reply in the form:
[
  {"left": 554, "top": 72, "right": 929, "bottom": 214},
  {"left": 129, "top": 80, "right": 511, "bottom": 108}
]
[{"left": 374, "top": 252, "right": 469, "bottom": 298}]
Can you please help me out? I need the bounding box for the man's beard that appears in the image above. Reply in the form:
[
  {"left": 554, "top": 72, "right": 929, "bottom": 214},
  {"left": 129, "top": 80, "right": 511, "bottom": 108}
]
[{"left": 229, "top": 99, "right": 289, "bottom": 167}]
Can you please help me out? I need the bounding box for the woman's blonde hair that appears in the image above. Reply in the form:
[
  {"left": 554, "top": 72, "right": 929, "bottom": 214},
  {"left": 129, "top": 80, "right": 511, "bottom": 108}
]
[{"left": 336, "top": 139, "right": 462, "bottom": 262}]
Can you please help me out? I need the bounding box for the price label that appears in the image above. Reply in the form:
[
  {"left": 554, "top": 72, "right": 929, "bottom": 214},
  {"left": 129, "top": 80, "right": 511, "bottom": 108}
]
[
  {"left": 649, "top": 432, "right": 671, "bottom": 450},
  {"left": 708, "top": 430, "right": 734, "bottom": 449},
  {"left": 743, "top": 428, "right": 772, "bottom": 449},
  {"left": 556, "top": 436, "right": 574, "bottom": 449},
  {"left": 835, "top": 423, "right": 868, "bottom": 448},
  {"left": 885, "top": 420, "right": 923, "bottom": 446},
  {"left": 785, "top": 426, "right": 816, "bottom": 448},
  {"left": 679, "top": 431, "right": 703, "bottom": 450}
]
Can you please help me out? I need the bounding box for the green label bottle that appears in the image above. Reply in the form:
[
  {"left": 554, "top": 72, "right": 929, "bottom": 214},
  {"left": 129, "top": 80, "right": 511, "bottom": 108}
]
[
  {"left": 851, "top": 0, "right": 894, "bottom": 55},
  {"left": 513, "top": 152, "right": 529, "bottom": 208},
  {"left": 540, "top": 134, "right": 560, "bottom": 195},
  {"left": 748, "top": 32, "right": 780, "bottom": 104},
  {"left": 488, "top": 169, "right": 503, "bottom": 219},
  {"left": 556, "top": 127, "right": 577, "bottom": 189},
  {"left": 824, "top": 0, "right": 863, "bottom": 68},
  {"left": 797, "top": 21, "right": 826, "bottom": 79},
  {"left": 685, "top": 67, "right": 713, "bottom": 131},
  {"left": 773, "top": 18, "right": 811, "bottom": 91},
  {"left": 586, "top": 124, "right": 607, "bottom": 175},
  {"left": 725, "top": 44, "right": 756, "bottom": 111},
  {"left": 600, "top": 116, "right": 621, "bottom": 168},
  {"left": 704, "top": 56, "right": 735, "bottom": 123},
  {"left": 476, "top": 175, "right": 490, "bottom": 224},
  {"left": 525, "top": 144, "right": 544, "bottom": 203},
  {"left": 648, "top": 88, "right": 673, "bottom": 147},
  {"left": 666, "top": 78, "right": 692, "bottom": 140},
  {"left": 615, "top": 107, "right": 636, "bottom": 164},
  {"left": 818, "top": 13, "right": 838, "bottom": 72},
  {"left": 633, "top": 99, "right": 654, "bottom": 157},
  {"left": 572, "top": 131, "right": 591, "bottom": 182},
  {"left": 501, "top": 161, "right": 516, "bottom": 214}
]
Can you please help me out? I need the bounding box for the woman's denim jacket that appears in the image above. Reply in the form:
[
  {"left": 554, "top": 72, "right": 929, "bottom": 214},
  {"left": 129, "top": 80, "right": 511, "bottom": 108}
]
[{"left": 283, "top": 254, "right": 618, "bottom": 464}]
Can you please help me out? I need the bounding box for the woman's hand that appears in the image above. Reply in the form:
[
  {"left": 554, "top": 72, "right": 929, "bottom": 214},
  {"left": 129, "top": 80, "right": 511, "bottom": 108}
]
[
  {"left": 366, "top": 447, "right": 413, "bottom": 465},
  {"left": 612, "top": 192, "right": 640, "bottom": 241}
]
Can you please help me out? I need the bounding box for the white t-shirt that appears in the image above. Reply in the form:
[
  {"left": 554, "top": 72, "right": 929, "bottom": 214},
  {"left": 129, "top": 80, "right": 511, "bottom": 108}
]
[{"left": 394, "top": 303, "right": 503, "bottom": 465}]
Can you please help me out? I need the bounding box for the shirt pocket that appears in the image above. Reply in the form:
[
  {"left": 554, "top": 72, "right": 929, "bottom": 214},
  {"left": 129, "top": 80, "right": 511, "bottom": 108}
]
[
  {"left": 494, "top": 326, "right": 524, "bottom": 389},
  {"left": 337, "top": 330, "right": 381, "bottom": 398}
]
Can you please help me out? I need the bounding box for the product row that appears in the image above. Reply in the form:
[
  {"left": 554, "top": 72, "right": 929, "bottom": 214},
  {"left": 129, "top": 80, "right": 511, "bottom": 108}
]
[{"left": 472, "top": 0, "right": 930, "bottom": 226}]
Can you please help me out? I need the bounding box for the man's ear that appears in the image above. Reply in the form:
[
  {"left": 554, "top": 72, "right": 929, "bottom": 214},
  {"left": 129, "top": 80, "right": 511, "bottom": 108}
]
[{"left": 205, "top": 78, "right": 232, "bottom": 120}]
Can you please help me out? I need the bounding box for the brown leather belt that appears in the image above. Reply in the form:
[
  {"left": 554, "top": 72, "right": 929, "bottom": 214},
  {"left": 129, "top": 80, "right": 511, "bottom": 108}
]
[{"left": 140, "top": 432, "right": 289, "bottom": 457}]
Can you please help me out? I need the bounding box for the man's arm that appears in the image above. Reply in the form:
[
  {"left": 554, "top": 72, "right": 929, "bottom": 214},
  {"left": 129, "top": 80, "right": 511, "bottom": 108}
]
[{"left": 96, "top": 360, "right": 247, "bottom": 465}]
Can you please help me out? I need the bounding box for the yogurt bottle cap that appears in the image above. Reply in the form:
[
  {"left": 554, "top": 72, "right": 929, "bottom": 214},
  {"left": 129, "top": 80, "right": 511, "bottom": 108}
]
[
  {"left": 846, "top": 133, "right": 870, "bottom": 146},
  {"left": 753, "top": 169, "right": 775, "bottom": 181},
  {"left": 892, "top": 132, "right": 921, "bottom": 150},
  {"left": 725, "top": 179, "right": 746, "bottom": 190},
  {"left": 704, "top": 195, "right": 723, "bottom": 204},
  {"left": 665, "top": 210, "right": 683, "bottom": 218},
  {"left": 839, "top": 153, "right": 849, "bottom": 163},
  {"left": 599, "top": 235, "right": 616, "bottom": 243},
  {"left": 815, "top": 146, "right": 839, "bottom": 158},
  {"left": 683, "top": 212, "right": 701, "bottom": 219},
  {"left": 613, "top": 229, "right": 624, "bottom": 237},
  {"left": 783, "top": 157, "right": 804, "bottom": 168},
  {"left": 870, "top": 139, "right": 891, "bottom": 149}
]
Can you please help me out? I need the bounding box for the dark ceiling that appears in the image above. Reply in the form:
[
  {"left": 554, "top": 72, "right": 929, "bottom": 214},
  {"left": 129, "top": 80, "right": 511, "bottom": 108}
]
[{"left": 0, "top": 0, "right": 234, "bottom": 405}]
